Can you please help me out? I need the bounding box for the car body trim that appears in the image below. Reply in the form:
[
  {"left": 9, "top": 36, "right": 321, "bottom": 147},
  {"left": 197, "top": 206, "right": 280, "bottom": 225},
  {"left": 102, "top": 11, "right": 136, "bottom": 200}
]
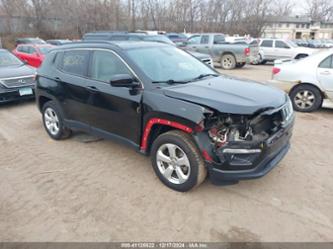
[{"left": 140, "top": 118, "right": 193, "bottom": 151}]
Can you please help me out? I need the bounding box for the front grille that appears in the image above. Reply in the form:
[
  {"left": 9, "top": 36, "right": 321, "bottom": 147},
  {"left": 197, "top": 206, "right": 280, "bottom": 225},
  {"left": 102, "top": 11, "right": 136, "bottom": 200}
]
[{"left": 0, "top": 76, "right": 35, "bottom": 88}]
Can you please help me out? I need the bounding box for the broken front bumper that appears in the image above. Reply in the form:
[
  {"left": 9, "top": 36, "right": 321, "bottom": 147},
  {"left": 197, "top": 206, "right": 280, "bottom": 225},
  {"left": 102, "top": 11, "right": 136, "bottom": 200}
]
[{"left": 206, "top": 117, "right": 294, "bottom": 185}]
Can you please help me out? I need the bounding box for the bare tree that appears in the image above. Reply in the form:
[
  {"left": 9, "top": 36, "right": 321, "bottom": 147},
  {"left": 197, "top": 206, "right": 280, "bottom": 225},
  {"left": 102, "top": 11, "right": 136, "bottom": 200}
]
[{"left": 305, "top": 0, "right": 333, "bottom": 21}]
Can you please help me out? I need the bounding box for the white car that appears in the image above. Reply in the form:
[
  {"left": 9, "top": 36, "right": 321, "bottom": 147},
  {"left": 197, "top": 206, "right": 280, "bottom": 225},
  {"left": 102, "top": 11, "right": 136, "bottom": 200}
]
[
  {"left": 259, "top": 38, "right": 315, "bottom": 63},
  {"left": 268, "top": 49, "right": 333, "bottom": 112}
]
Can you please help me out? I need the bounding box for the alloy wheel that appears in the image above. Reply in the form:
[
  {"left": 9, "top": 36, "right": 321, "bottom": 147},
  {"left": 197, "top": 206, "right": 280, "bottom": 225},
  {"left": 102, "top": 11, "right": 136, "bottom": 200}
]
[
  {"left": 222, "top": 57, "right": 233, "bottom": 69},
  {"left": 156, "top": 143, "right": 191, "bottom": 185},
  {"left": 294, "top": 90, "right": 315, "bottom": 110},
  {"left": 44, "top": 107, "right": 60, "bottom": 136}
]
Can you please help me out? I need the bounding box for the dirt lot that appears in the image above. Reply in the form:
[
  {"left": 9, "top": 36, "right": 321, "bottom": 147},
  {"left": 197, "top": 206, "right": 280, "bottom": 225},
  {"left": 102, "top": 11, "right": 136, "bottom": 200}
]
[{"left": 0, "top": 65, "right": 332, "bottom": 242}]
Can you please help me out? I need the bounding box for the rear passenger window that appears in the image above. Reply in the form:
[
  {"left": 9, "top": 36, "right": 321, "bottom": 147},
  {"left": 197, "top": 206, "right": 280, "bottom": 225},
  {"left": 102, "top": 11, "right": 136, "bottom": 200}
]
[
  {"left": 61, "top": 50, "right": 90, "bottom": 77},
  {"left": 91, "top": 51, "right": 131, "bottom": 83},
  {"left": 261, "top": 40, "right": 273, "bottom": 47},
  {"left": 319, "top": 55, "right": 333, "bottom": 69},
  {"left": 201, "top": 35, "right": 209, "bottom": 44}
]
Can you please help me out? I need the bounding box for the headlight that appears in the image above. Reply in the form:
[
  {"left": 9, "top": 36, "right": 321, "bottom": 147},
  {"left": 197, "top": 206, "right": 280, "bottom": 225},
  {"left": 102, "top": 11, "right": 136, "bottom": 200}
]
[{"left": 282, "top": 97, "right": 294, "bottom": 123}]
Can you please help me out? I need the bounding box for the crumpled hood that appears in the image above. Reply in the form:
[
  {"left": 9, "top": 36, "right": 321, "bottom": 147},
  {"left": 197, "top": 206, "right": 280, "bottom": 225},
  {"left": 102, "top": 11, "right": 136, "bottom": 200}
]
[
  {"left": 0, "top": 65, "right": 36, "bottom": 79},
  {"left": 163, "top": 76, "right": 287, "bottom": 115}
]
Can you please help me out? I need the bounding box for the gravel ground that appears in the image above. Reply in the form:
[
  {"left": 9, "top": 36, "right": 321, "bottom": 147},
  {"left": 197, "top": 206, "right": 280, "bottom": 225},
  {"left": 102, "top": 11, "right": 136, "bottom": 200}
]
[{"left": 0, "top": 65, "right": 332, "bottom": 242}]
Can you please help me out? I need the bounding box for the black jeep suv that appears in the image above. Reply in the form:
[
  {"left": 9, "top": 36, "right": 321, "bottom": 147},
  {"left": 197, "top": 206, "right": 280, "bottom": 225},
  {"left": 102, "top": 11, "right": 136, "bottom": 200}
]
[{"left": 36, "top": 41, "right": 295, "bottom": 192}]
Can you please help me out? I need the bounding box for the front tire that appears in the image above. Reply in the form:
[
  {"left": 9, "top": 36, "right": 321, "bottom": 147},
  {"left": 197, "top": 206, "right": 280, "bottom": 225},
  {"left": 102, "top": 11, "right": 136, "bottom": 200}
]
[
  {"left": 42, "top": 101, "right": 72, "bottom": 140},
  {"left": 151, "top": 130, "right": 207, "bottom": 192},
  {"left": 221, "top": 54, "right": 236, "bottom": 70},
  {"left": 236, "top": 62, "right": 246, "bottom": 68},
  {"left": 289, "top": 85, "right": 322, "bottom": 112}
]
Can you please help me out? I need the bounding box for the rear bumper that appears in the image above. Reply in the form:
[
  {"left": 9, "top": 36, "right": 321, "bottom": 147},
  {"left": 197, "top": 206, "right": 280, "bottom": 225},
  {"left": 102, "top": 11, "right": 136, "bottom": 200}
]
[
  {"left": 0, "top": 86, "right": 35, "bottom": 103},
  {"left": 206, "top": 117, "right": 294, "bottom": 185}
]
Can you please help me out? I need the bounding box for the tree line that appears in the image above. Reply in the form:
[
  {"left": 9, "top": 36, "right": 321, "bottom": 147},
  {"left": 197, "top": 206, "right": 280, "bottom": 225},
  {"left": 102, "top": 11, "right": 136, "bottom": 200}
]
[{"left": 0, "top": 0, "right": 332, "bottom": 38}]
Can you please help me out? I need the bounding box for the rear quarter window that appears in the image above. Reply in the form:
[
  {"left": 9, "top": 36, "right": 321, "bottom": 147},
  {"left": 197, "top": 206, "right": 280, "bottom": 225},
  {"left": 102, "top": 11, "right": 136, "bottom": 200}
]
[{"left": 60, "top": 50, "right": 90, "bottom": 77}]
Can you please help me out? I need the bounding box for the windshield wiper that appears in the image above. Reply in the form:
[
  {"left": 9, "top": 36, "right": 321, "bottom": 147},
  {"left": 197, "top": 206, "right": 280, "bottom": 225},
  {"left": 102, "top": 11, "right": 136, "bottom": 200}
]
[
  {"left": 191, "top": 74, "right": 219, "bottom": 81},
  {"left": 152, "top": 79, "right": 190, "bottom": 85}
]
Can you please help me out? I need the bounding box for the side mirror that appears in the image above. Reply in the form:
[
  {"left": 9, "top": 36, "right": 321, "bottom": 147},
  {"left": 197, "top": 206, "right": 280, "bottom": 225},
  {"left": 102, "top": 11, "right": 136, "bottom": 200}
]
[{"left": 110, "top": 74, "right": 140, "bottom": 88}]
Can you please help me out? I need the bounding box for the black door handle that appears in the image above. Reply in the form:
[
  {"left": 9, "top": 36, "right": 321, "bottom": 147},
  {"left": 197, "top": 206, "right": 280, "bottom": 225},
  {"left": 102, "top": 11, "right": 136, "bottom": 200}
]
[
  {"left": 54, "top": 77, "right": 62, "bottom": 82},
  {"left": 86, "top": 86, "right": 100, "bottom": 93}
]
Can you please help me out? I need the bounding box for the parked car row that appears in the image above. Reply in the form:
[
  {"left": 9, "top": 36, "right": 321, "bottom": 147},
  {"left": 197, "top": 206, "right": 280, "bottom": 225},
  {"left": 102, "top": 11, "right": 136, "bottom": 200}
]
[{"left": 294, "top": 39, "right": 333, "bottom": 48}]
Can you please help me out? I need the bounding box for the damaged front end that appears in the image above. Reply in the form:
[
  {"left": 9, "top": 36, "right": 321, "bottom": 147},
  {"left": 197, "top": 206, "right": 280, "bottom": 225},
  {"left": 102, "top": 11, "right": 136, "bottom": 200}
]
[{"left": 195, "top": 99, "right": 295, "bottom": 184}]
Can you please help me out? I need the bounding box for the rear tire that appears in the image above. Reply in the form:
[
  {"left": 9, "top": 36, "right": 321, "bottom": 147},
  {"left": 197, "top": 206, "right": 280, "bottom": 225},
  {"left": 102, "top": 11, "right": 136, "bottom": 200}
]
[
  {"left": 289, "top": 85, "right": 322, "bottom": 112},
  {"left": 42, "top": 101, "right": 72, "bottom": 140},
  {"left": 151, "top": 130, "right": 207, "bottom": 192},
  {"left": 221, "top": 54, "right": 236, "bottom": 70}
]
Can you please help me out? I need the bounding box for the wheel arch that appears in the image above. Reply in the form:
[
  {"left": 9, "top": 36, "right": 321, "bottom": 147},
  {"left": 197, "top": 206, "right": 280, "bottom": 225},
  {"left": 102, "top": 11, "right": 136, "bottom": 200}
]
[
  {"left": 289, "top": 82, "right": 325, "bottom": 100},
  {"left": 221, "top": 51, "right": 236, "bottom": 60},
  {"left": 141, "top": 114, "right": 200, "bottom": 155},
  {"left": 294, "top": 53, "right": 309, "bottom": 60}
]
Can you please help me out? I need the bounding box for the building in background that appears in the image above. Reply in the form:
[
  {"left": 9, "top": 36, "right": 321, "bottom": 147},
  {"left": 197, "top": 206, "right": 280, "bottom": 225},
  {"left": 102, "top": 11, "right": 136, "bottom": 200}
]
[{"left": 262, "top": 16, "right": 333, "bottom": 40}]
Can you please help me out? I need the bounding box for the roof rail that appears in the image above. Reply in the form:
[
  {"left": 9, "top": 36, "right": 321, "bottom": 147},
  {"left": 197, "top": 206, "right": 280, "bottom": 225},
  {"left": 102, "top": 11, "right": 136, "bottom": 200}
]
[{"left": 64, "top": 40, "right": 122, "bottom": 48}]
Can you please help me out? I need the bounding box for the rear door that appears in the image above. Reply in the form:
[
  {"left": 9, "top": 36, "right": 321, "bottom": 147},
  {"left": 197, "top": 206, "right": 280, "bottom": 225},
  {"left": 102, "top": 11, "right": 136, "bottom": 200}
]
[
  {"left": 260, "top": 39, "right": 274, "bottom": 60},
  {"left": 317, "top": 54, "right": 333, "bottom": 97},
  {"left": 27, "top": 46, "right": 41, "bottom": 67},
  {"left": 56, "top": 50, "right": 92, "bottom": 125},
  {"left": 85, "top": 50, "right": 143, "bottom": 144},
  {"left": 194, "top": 35, "right": 211, "bottom": 55}
]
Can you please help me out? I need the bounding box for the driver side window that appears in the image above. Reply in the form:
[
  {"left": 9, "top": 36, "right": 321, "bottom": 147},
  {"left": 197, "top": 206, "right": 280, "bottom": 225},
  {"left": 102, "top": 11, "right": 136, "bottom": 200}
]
[{"left": 91, "top": 51, "right": 131, "bottom": 83}]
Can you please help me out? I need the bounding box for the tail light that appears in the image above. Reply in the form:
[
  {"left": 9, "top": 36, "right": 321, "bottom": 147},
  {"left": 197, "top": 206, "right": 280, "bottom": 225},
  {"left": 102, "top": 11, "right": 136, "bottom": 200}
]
[
  {"left": 272, "top": 67, "right": 281, "bottom": 75},
  {"left": 244, "top": 48, "right": 250, "bottom": 57}
]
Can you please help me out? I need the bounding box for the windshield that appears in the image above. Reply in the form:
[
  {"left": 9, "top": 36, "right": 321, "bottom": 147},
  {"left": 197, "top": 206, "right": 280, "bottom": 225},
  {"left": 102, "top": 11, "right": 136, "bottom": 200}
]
[
  {"left": 0, "top": 51, "right": 23, "bottom": 66},
  {"left": 39, "top": 47, "right": 53, "bottom": 55},
  {"left": 127, "top": 46, "right": 216, "bottom": 83}
]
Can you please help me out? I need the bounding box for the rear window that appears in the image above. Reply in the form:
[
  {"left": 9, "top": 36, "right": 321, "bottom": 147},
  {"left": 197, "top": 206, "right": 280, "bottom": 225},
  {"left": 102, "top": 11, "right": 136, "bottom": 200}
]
[
  {"left": 60, "top": 50, "right": 90, "bottom": 77},
  {"left": 213, "top": 35, "right": 225, "bottom": 44}
]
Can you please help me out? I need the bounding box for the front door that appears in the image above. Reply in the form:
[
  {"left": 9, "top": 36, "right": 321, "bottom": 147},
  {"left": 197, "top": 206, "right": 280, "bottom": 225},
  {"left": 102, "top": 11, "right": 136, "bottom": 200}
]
[
  {"left": 186, "top": 35, "right": 202, "bottom": 53},
  {"left": 317, "top": 54, "right": 333, "bottom": 99},
  {"left": 85, "top": 50, "right": 143, "bottom": 144},
  {"left": 274, "top": 40, "right": 293, "bottom": 59}
]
